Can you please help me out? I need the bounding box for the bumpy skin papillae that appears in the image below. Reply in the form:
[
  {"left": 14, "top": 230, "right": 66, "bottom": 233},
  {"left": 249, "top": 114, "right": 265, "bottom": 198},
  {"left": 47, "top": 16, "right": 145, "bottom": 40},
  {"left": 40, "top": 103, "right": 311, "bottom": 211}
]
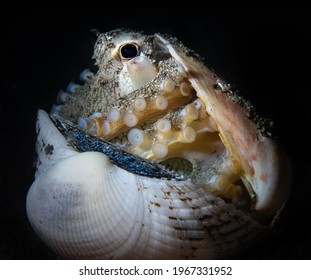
[{"left": 26, "top": 29, "right": 291, "bottom": 259}]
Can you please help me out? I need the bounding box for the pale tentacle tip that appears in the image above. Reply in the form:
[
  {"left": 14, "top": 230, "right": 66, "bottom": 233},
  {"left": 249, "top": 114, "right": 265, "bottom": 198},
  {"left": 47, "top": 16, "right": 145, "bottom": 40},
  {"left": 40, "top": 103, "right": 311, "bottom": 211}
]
[
  {"left": 123, "top": 112, "right": 138, "bottom": 127},
  {"left": 51, "top": 104, "right": 64, "bottom": 115},
  {"left": 134, "top": 97, "right": 147, "bottom": 111},
  {"left": 155, "top": 96, "right": 168, "bottom": 110},
  {"left": 56, "top": 89, "right": 70, "bottom": 103},
  {"left": 162, "top": 79, "right": 175, "bottom": 93},
  {"left": 107, "top": 108, "right": 120, "bottom": 122},
  {"left": 152, "top": 142, "right": 168, "bottom": 159},
  {"left": 66, "top": 82, "right": 80, "bottom": 93},
  {"left": 156, "top": 119, "right": 171, "bottom": 133},
  {"left": 80, "top": 69, "right": 94, "bottom": 81}
]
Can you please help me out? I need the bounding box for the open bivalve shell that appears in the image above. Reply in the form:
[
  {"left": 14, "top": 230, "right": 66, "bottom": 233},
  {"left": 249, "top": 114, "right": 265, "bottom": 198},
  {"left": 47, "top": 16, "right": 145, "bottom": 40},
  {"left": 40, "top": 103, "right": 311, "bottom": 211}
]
[{"left": 26, "top": 29, "right": 291, "bottom": 259}]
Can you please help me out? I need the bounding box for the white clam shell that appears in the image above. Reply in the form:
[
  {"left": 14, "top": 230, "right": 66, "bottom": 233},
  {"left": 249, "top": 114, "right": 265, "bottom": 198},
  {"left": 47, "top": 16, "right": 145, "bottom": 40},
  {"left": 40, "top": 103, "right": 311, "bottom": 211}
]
[{"left": 26, "top": 110, "right": 265, "bottom": 259}]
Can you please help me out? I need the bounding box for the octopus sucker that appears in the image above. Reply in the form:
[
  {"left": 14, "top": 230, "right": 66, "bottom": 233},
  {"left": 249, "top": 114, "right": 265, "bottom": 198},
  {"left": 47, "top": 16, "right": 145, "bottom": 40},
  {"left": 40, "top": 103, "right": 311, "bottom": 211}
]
[{"left": 26, "top": 29, "right": 291, "bottom": 259}]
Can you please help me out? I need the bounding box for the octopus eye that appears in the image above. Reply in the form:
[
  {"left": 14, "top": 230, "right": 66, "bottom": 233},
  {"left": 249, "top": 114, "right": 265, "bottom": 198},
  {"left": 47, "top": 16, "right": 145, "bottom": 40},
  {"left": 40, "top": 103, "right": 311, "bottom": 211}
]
[{"left": 119, "top": 43, "right": 140, "bottom": 59}]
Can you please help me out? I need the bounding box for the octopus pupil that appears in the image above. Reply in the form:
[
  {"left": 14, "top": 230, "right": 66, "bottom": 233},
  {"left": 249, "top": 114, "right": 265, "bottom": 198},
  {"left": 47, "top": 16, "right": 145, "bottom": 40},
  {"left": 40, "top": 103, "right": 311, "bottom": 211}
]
[{"left": 120, "top": 44, "right": 139, "bottom": 59}]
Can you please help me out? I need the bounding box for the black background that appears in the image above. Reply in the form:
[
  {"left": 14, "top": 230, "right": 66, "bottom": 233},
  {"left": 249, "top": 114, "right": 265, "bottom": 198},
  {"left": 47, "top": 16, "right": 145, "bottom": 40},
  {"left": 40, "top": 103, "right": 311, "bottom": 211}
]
[{"left": 1, "top": 7, "right": 311, "bottom": 259}]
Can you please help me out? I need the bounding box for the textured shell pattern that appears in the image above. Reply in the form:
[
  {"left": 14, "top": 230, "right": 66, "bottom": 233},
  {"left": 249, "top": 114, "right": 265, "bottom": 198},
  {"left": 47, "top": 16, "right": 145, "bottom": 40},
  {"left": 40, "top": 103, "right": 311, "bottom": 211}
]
[{"left": 26, "top": 29, "right": 291, "bottom": 259}]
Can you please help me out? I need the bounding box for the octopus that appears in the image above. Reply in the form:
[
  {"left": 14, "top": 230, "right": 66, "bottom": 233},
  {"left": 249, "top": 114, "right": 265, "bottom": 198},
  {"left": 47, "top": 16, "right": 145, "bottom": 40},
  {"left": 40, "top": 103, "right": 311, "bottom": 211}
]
[{"left": 26, "top": 29, "right": 291, "bottom": 259}]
